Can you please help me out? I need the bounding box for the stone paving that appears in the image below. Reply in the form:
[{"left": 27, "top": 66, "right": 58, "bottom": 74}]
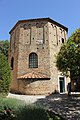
[
  {"left": 8, "top": 93, "right": 80, "bottom": 120},
  {"left": 35, "top": 94, "right": 80, "bottom": 120}
]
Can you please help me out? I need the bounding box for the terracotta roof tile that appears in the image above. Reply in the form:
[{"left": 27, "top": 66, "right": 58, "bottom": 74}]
[{"left": 17, "top": 72, "right": 49, "bottom": 79}]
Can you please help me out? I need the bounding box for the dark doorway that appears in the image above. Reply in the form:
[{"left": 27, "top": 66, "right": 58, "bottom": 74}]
[{"left": 59, "top": 77, "right": 65, "bottom": 93}]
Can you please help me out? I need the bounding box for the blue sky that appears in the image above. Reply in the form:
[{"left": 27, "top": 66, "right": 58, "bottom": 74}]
[{"left": 0, "top": 0, "right": 80, "bottom": 40}]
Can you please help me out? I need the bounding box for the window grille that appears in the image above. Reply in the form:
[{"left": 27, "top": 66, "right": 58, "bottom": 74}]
[{"left": 29, "top": 53, "right": 38, "bottom": 68}]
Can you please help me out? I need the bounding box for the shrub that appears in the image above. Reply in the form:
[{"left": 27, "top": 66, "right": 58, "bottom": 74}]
[
  {"left": 16, "top": 105, "right": 49, "bottom": 120},
  {"left": 0, "top": 52, "right": 11, "bottom": 94},
  {"left": 0, "top": 97, "right": 24, "bottom": 120},
  {"left": 0, "top": 106, "right": 15, "bottom": 120}
]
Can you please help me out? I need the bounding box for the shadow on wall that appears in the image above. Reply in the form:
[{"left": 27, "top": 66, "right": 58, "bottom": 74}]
[{"left": 34, "top": 93, "right": 80, "bottom": 120}]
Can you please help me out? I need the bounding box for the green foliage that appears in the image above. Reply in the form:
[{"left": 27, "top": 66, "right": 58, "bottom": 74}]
[
  {"left": 0, "top": 106, "right": 15, "bottom": 120},
  {"left": 0, "top": 97, "right": 24, "bottom": 109},
  {"left": 16, "top": 105, "right": 49, "bottom": 120},
  {"left": 0, "top": 52, "right": 11, "bottom": 94},
  {"left": 0, "top": 97, "right": 63, "bottom": 120},
  {"left": 56, "top": 28, "right": 80, "bottom": 81},
  {"left": 16, "top": 105, "right": 63, "bottom": 120},
  {"left": 0, "top": 97, "right": 24, "bottom": 120},
  {"left": 0, "top": 40, "right": 9, "bottom": 59}
]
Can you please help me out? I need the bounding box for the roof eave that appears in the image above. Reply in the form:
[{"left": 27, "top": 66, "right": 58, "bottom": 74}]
[
  {"left": 17, "top": 77, "right": 50, "bottom": 80},
  {"left": 9, "top": 17, "right": 68, "bottom": 34}
]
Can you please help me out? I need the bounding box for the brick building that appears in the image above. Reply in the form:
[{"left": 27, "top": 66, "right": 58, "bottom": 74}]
[{"left": 9, "top": 18, "right": 70, "bottom": 95}]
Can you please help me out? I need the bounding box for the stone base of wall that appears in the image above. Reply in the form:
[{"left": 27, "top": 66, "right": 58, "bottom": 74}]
[
  {"left": 11, "top": 79, "right": 56, "bottom": 95},
  {"left": 10, "top": 89, "right": 21, "bottom": 94}
]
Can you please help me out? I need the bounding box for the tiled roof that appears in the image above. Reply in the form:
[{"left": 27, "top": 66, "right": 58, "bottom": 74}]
[{"left": 17, "top": 72, "right": 49, "bottom": 79}]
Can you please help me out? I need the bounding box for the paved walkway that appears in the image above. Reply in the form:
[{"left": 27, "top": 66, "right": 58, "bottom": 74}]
[
  {"left": 8, "top": 93, "right": 80, "bottom": 120},
  {"left": 35, "top": 94, "right": 80, "bottom": 120},
  {"left": 7, "top": 93, "right": 46, "bottom": 103}
]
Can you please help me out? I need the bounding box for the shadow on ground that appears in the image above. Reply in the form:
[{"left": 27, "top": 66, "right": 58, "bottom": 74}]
[{"left": 34, "top": 93, "right": 80, "bottom": 120}]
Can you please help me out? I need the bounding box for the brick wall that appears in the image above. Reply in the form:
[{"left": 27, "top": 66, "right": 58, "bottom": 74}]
[{"left": 9, "top": 18, "right": 69, "bottom": 95}]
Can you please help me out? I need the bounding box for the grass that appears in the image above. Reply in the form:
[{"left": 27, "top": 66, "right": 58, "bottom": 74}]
[{"left": 0, "top": 97, "right": 24, "bottom": 110}]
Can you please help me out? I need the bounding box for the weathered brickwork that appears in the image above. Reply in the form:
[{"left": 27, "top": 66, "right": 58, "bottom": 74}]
[{"left": 9, "top": 18, "right": 70, "bottom": 95}]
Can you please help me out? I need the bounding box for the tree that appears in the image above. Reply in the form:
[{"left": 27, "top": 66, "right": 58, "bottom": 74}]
[
  {"left": 56, "top": 28, "right": 80, "bottom": 89},
  {"left": 0, "top": 40, "right": 9, "bottom": 59},
  {"left": 0, "top": 52, "right": 11, "bottom": 94}
]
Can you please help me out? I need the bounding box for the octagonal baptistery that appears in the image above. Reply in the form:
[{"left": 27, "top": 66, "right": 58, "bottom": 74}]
[{"left": 8, "top": 18, "right": 68, "bottom": 95}]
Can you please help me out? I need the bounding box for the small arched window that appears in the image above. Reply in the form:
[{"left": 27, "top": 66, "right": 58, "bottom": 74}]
[
  {"left": 11, "top": 57, "right": 14, "bottom": 70},
  {"left": 29, "top": 53, "right": 38, "bottom": 68}
]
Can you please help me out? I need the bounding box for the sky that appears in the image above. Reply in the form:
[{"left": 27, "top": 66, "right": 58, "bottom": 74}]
[{"left": 0, "top": 0, "right": 80, "bottom": 40}]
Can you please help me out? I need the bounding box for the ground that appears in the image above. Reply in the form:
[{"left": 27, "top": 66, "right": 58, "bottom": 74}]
[{"left": 7, "top": 93, "right": 80, "bottom": 120}]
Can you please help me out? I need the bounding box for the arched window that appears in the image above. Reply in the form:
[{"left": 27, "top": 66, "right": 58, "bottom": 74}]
[
  {"left": 29, "top": 53, "right": 38, "bottom": 68},
  {"left": 11, "top": 57, "right": 14, "bottom": 70}
]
